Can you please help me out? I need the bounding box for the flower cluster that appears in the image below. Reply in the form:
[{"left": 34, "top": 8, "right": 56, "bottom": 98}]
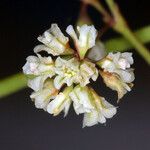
[{"left": 23, "top": 24, "right": 135, "bottom": 127}]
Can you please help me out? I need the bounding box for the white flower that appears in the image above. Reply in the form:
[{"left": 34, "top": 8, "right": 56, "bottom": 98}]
[
  {"left": 22, "top": 23, "right": 135, "bottom": 127},
  {"left": 102, "top": 52, "right": 133, "bottom": 70},
  {"left": 54, "top": 57, "right": 98, "bottom": 89},
  {"left": 79, "top": 60, "right": 98, "bottom": 86},
  {"left": 54, "top": 57, "right": 80, "bottom": 89},
  {"left": 66, "top": 24, "right": 97, "bottom": 59},
  {"left": 30, "top": 79, "right": 58, "bottom": 110},
  {"left": 83, "top": 88, "right": 117, "bottom": 127},
  {"left": 100, "top": 70, "right": 133, "bottom": 102},
  {"left": 23, "top": 54, "right": 55, "bottom": 91},
  {"left": 69, "top": 85, "right": 94, "bottom": 114},
  {"left": 34, "top": 24, "right": 74, "bottom": 56},
  {"left": 100, "top": 52, "right": 134, "bottom": 83},
  {"left": 47, "top": 86, "right": 73, "bottom": 116}
]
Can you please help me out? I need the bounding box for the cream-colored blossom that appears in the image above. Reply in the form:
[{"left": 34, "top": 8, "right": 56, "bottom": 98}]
[
  {"left": 100, "top": 52, "right": 134, "bottom": 83},
  {"left": 83, "top": 87, "right": 117, "bottom": 127},
  {"left": 66, "top": 24, "right": 97, "bottom": 59},
  {"left": 30, "top": 79, "right": 58, "bottom": 110},
  {"left": 22, "top": 23, "right": 135, "bottom": 127},
  {"left": 47, "top": 86, "right": 73, "bottom": 116},
  {"left": 79, "top": 60, "right": 98, "bottom": 86},
  {"left": 54, "top": 57, "right": 80, "bottom": 89},
  {"left": 22, "top": 54, "right": 55, "bottom": 91},
  {"left": 54, "top": 57, "right": 98, "bottom": 89},
  {"left": 34, "top": 24, "right": 74, "bottom": 56},
  {"left": 69, "top": 85, "right": 94, "bottom": 114},
  {"left": 100, "top": 70, "right": 133, "bottom": 102}
]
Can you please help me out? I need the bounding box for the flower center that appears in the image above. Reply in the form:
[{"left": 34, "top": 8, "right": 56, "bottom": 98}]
[{"left": 63, "top": 66, "right": 77, "bottom": 77}]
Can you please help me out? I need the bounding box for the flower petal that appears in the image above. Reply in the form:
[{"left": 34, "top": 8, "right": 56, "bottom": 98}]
[
  {"left": 47, "top": 86, "right": 73, "bottom": 116},
  {"left": 66, "top": 24, "right": 97, "bottom": 59},
  {"left": 83, "top": 110, "right": 99, "bottom": 127},
  {"left": 69, "top": 85, "right": 94, "bottom": 115},
  {"left": 54, "top": 75, "right": 65, "bottom": 89},
  {"left": 30, "top": 79, "right": 58, "bottom": 110},
  {"left": 37, "top": 24, "right": 73, "bottom": 56},
  {"left": 100, "top": 70, "right": 132, "bottom": 101}
]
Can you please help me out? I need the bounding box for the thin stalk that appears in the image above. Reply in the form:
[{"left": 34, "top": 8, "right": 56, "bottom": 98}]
[
  {"left": 120, "top": 28, "right": 150, "bottom": 64},
  {"left": 105, "top": 26, "right": 150, "bottom": 52},
  {"left": 82, "top": 0, "right": 112, "bottom": 23},
  {"left": 0, "top": 73, "right": 27, "bottom": 98},
  {"left": 105, "top": 0, "right": 150, "bottom": 64}
]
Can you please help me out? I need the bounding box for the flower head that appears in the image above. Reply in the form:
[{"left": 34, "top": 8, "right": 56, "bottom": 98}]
[{"left": 23, "top": 23, "right": 135, "bottom": 127}]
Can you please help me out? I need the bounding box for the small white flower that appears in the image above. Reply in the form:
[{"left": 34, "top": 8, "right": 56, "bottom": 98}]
[
  {"left": 30, "top": 79, "right": 58, "bottom": 110},
  {"left": 69, "top": 85, "right": 94, "bottom": 115},
  {"left": 100, "top": 52, "right": 134, "bottom": 83},
  {"left": 100, "top": 70, "right": 133, "bottom": 101},
  {"left": 34, "top": 24, "right": 74, "bottom": 56},
  {"left": 54, "top": 57, "right": 98, "bottom": 89},
  {"left": 23, "top": 23, "right": 135, "bottom": 127},
  {"left": 23, "top": 54, "right": 55, "bottom": 91},
  {"left": 79, "top": 60, "right": 98, "bottom": 86},
  {"left": 54, "top": 57, "right": 80, "bottom": 89},
  {"left": 66, "top": 24, "right": 97, "bottom": 59},
  {"left": 83, "top": 88, "right": 117, "bottom": 127},
  {"left": 47, "top": 86, "right": 73, "bottom": 116}
]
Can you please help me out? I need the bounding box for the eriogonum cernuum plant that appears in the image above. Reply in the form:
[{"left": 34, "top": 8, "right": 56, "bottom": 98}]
[{"left": 23, "top": 23, "right": 135, "bottom": 127}]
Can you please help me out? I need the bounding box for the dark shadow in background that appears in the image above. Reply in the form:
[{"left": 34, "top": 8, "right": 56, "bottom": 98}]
[{"left": 0, "top": 0, "right": 150, "bottom": 150}]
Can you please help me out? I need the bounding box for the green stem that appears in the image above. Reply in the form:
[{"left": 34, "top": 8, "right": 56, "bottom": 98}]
[
  {"left": 0, "top": 73, "right": 27, "bottom": 98},
  {"left": 105, "top": 26, "right": 150, "bottom": 52},
  {"left": 119, "top": 28, "right": 150, "bottom": 64},
  {"left": 105, "top": 0, "right": 150, "bottom": 64}
]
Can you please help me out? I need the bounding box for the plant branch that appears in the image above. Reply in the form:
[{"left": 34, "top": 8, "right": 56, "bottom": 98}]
[
  {"left": 105, "top": 0, "right": 150, "bottom": 64},
  {"left": 0, "top": 73, "right": 27, "bottom": 98},
  {"left": 105, "top": 26, "right": 150, "bottom": 52},
  {"left": 81, "top": 0, "right": 113, "bottom": 24}
]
